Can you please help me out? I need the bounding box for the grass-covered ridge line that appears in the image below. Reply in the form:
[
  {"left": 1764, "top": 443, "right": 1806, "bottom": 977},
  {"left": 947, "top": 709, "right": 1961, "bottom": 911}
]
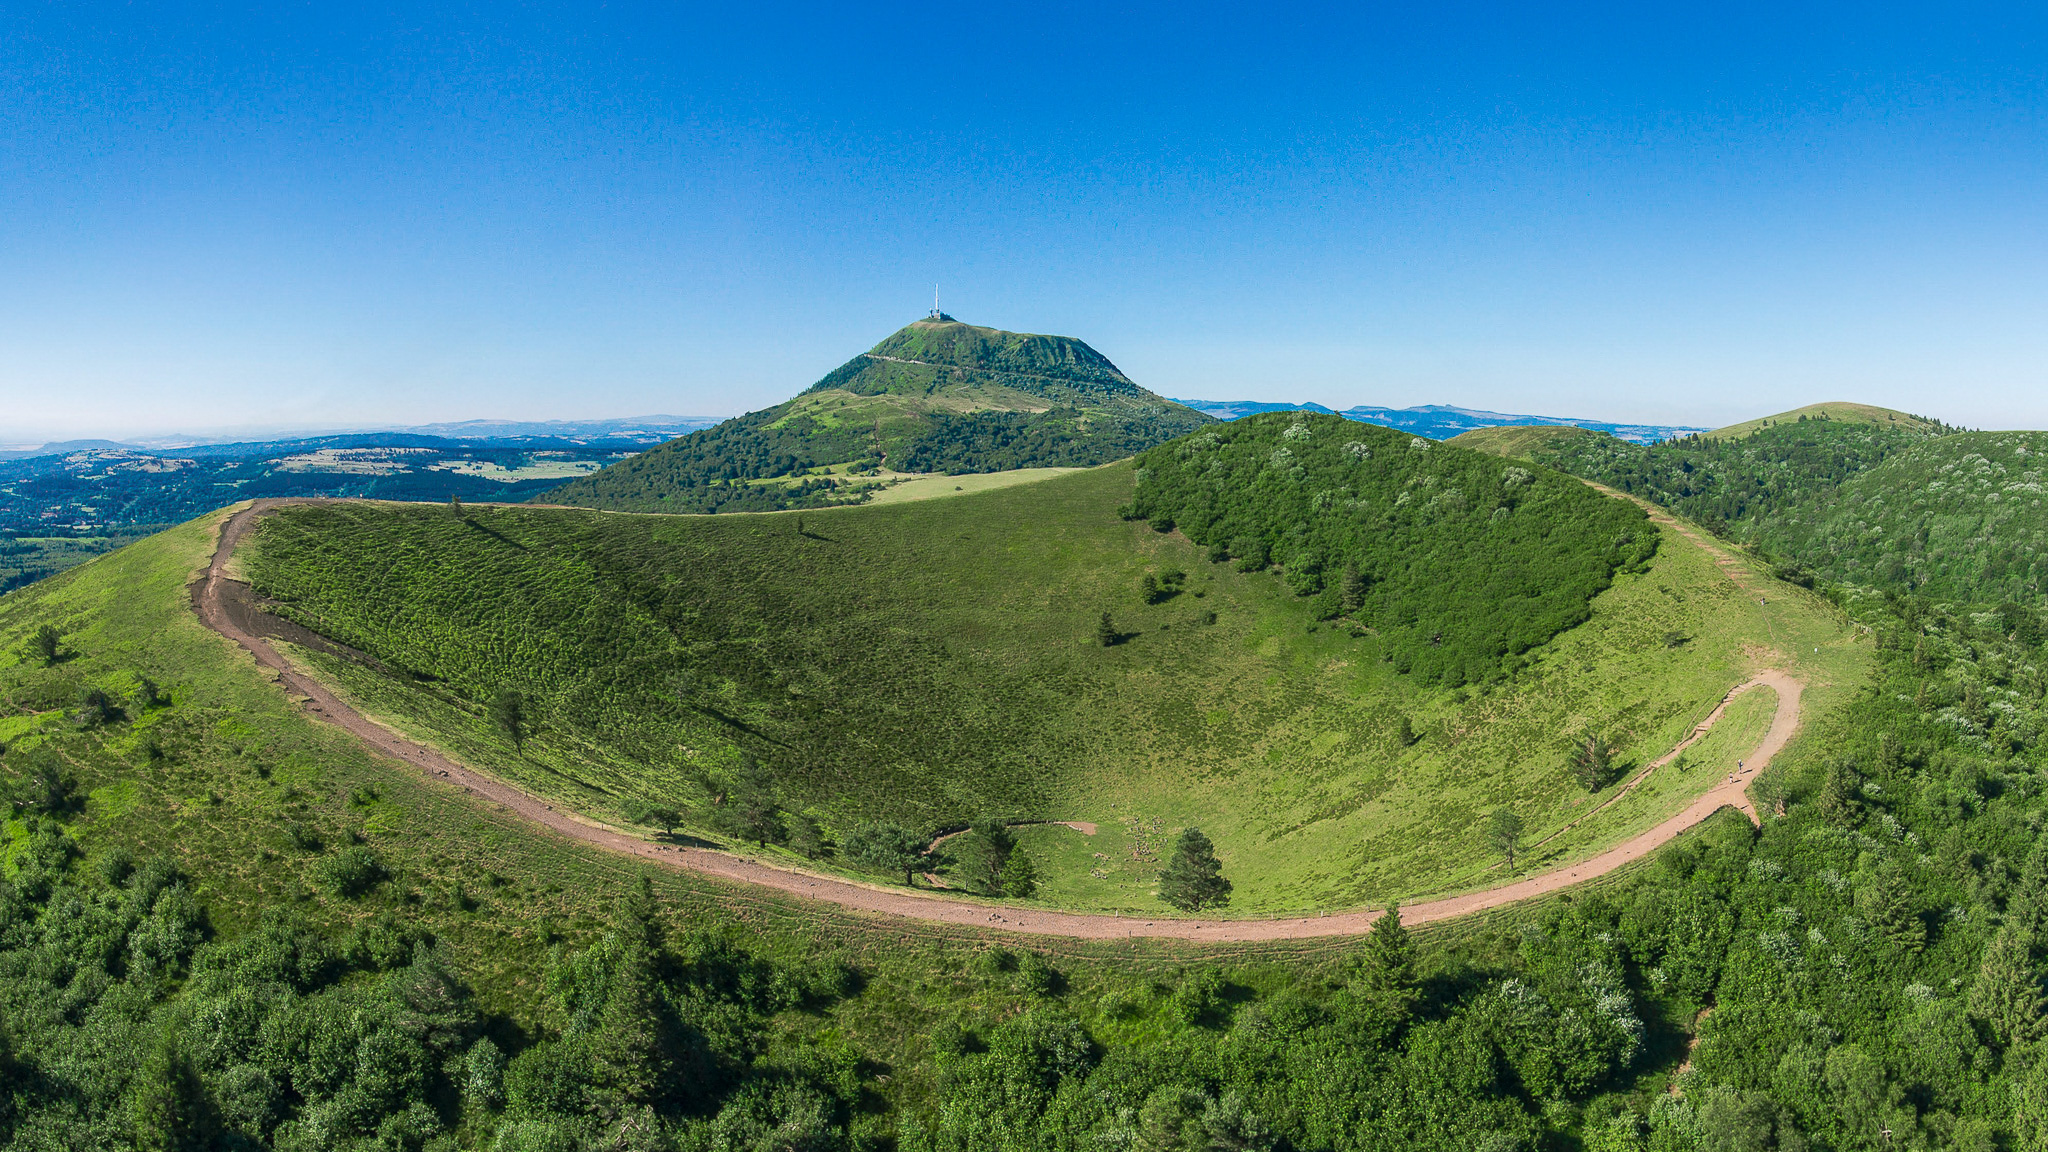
[
  {"left": 1126, "top": 413, "right": 1658, "bottom": 685},
  {"left": 538, "top": 317, "right": 1212, "bottom": 514}
]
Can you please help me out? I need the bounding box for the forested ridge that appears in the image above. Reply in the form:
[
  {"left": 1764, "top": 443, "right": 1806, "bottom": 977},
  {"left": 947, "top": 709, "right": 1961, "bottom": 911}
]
[
  {"left": 1523, "top": 417, "right": 2048, "bottom": 604},
  {"left": 1125, "top": 413, "right": 1657, "bottom": 684},
  {"left": 540, "top": 319, "right": 1211, "bottom": 514}
]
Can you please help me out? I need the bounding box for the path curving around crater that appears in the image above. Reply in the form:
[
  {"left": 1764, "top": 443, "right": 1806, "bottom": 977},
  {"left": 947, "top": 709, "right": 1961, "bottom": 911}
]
[{"left": 194, "top": 498, "right": 1802, "bottom": 940}]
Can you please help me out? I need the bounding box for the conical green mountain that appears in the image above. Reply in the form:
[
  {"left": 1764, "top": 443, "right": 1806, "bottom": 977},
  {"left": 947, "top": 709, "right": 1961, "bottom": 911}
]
[{"left": 540, "top": 316, "right": 1214, "bottom": 513}]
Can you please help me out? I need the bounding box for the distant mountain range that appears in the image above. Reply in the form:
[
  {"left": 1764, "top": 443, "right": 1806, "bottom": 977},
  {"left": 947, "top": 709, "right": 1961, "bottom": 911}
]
[
  {"left": 0, "top": 415, "right": 721, "bottom": 461},
  {"left": 1167, "top": 400, "right": 1706, "bottom": 445}
]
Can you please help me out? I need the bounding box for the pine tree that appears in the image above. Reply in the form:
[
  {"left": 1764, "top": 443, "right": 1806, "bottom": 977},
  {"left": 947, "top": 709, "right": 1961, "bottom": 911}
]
[
  {"left": 1859, "top": 860, "right": 1926, "bottom": 952},
  {"left": 1396, "top": 715, "right": 1418, "bottom": 747},
  {"left": 32, "top": 624, "right": 60, "bottom": 666},
  {"left": 1158, "top": 828, "right": 1231, "bottom": 911},
  {"left": 1569, "top": 735, "right": 1613, "bottom": 791},
  {"left": 1354, "top": 902, "right": 1418, "bottom": 1018},
  {"left": 1097, "top": 612, "right": 1119, "bottom": 647},
  {"left": 1970, "top": 921, "right": 2045, "bottom": 1047},
  {"left": 1341, "top": 563, "right": 1367, "bottom": 615},
  {"left": 129, "top": 1034, "right": 213, "bottom": 1152},
  {"left": 1817, "top": 757, "right": 1862, "bottom": 825},
  {"left": 1139, "top": 573, "right": 1161, "bottom": 604},
  {"left": 1001, "top": 847, "right": 1039, "bottom": 898},
  {"left": 717, "top": 758, "right": 784, "bottom": 847}
]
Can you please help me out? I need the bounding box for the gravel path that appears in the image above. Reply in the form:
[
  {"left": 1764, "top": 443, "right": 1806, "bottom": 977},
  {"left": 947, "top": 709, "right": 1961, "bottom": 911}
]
[{"left": 194, "top": 499, "right": 1801, "bottom": 939}]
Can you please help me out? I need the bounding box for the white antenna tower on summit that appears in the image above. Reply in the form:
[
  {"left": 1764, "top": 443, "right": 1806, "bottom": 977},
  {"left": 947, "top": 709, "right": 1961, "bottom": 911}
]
[{"left": 929, "top": 284, "right": 942, "bottom": 320}]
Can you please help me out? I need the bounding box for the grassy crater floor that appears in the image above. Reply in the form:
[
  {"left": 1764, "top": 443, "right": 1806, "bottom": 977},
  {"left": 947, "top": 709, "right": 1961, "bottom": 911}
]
[{"left": 243, "top": 464, "right": 1868, "bottom": 915}]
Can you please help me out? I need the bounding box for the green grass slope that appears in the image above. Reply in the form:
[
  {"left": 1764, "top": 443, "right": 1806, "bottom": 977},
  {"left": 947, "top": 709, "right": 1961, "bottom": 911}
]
[
  {"left": 1442, "top": 424, "right": 1598, "bottom": 459},
  {"left": 538, "top": 317, "right": 1213, "bottom": 514},
  {"left": 245, "top": 450, "right": 1864, "bottom": 914},
  {"left": 1707, "top": 401, "right": 1950, "bottom": 439}
]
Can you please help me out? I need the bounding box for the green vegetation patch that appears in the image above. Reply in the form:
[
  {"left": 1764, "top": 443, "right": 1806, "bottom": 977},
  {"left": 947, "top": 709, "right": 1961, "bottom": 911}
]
[{"left": 1127, "top": 412, "right": 1658, "bottom": 684}]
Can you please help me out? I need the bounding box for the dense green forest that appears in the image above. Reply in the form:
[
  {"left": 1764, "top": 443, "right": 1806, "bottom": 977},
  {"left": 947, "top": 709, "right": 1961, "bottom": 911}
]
[
  {"left": 541, "top": 319, "right": 1211, "bottom": 514},
  {"left": 9, "top": 506, "right": 2048, "bottom": 1148},
  {"left": 1125, "top": 413, "right": 1657, "bottom": 684},
  {"left": 1526, "top": 416, "right": 1941, "bottom": 538}
]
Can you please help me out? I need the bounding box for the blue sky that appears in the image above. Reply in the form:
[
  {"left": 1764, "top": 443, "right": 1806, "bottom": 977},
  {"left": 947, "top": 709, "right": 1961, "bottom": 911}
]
[{"left": 2, "top": 2, "right": 2045, "bottom": 439}]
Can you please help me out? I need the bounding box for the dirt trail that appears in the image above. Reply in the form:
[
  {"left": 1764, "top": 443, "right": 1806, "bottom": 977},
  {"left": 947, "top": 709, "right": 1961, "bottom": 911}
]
[{"left": 194, "top": 499, "right": 1802, "bottom": 940}]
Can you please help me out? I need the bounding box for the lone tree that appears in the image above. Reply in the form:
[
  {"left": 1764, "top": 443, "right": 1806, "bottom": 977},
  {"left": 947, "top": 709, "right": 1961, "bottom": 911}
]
[
  {"left": 1158, "top": 828, "right": 1232, "bottom": 911},
  {"left": 1001, "top": 847, "right": 1039, "bottom": 898},
  {"left": 1568, "top": 734, "right": 1614, "bottom": 791},
  {"left": 625, "top": 801, "right": 685, "bottom": 838},
  {"left": 1139, "top": 573, "right": 1161, "bottom": 605},
  {"left": 953, "top": 820, "right": 1015, "bottom": 895},
  {"left": 842, "top": 822, "right": 926, "bottom": 885},
  {"left": 1488, "top": 806, "right": 1524, "bottom": 870},
  {"left": 75, "top": 687, "right": 120, "bottom": 728},
  {"left": 1097, "top": 612, "right": 1120, "bottom": 648},
  {"left": 32, "top": 625, "right": 60, "bottom": 666},
  {"left": 1354, "top": 902, "right": 1418, "bottom": 1018},
  {"left": 489, "top": 688, "right": 527, "bottom": 749},
  {"left": 717, "top": 758, "right": 784, "bottom": 847}
]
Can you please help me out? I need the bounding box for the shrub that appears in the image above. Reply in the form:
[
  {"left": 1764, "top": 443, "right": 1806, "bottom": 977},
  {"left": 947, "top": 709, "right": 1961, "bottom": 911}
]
[{"left": 318, "top": 846, "right": 387, "bottom": 898}]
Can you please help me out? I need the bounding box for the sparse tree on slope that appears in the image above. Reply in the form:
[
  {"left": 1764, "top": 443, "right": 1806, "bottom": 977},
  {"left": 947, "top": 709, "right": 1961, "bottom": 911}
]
[
  {"left": 1001, "top": 847, "right": 1039, "bottom": 898},
  {"left": 717, "top": 758, "right": 784, "bottom": 847},
  {"left": 842, "top": 822, "right": 925, "bottom": 885},
  {"left": 1569, "top": 735, "right": 1614, "bottom": 791},
  {"left": 1159, "top": 828, "right": 1231, "bottom": 912},
  {"left": 490, "top": 688, "right": 527, "bottom": 750},
  {"left": 1488, "top": 806, "right": 1523, "bottom": 871},
  {"left": 32, "top": 624, "right": 60, "bottom": 666},
  {"left": 1097, "top": 612, "right": 1119, "bottom": 647}
]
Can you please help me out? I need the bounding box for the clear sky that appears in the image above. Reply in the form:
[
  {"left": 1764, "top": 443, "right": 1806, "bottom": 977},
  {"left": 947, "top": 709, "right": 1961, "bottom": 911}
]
[{"left": 3, "top": 2, "right": 2045, "bottom": 440}]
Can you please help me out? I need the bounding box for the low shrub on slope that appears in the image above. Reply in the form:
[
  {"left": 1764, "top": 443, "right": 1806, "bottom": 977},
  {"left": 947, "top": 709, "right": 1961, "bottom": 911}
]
[{"left": 1125, "top": 413, "right": 1657, "bottom": 684}]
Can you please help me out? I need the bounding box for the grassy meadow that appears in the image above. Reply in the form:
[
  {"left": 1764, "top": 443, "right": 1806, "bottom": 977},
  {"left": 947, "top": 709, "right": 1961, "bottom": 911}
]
[{"left": 244, "top": 461, "right": 1866, "bottom": 915}]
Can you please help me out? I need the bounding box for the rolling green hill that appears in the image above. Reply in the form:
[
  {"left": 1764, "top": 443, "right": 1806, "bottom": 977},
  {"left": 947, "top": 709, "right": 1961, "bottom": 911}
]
[
  {"left": 538, "top": 316, "right": 1213, "bottom": 513},
  {"left": 1707, "top": 401, "right": 1951, "bottom": 440},
  {"left": 1441, "top": 424, "right": 1596, "bottom": 459},
  {"left": 243, "top": 433, "right": 1862, "bottom": 914}
]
